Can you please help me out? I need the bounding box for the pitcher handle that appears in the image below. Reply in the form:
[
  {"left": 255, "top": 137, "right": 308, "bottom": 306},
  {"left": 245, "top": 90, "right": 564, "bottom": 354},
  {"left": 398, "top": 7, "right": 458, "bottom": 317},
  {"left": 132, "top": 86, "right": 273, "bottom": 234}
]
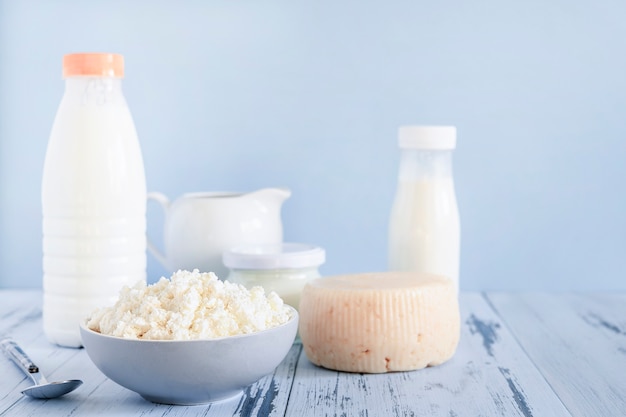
[{"left": 147, "top": 192, "right": 170, "bottom": 268}]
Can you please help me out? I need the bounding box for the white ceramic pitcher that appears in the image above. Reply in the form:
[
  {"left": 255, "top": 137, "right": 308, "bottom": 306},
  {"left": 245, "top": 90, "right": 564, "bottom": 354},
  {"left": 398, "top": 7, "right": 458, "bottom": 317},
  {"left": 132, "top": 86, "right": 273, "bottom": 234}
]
[{"left": 147, "top": 188, "right": 290, "bottom": 279}]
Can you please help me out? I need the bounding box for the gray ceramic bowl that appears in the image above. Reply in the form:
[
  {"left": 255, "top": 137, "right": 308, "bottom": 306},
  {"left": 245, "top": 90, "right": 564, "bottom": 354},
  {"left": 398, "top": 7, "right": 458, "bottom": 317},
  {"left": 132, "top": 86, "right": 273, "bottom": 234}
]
[{"left": 79, "top": 307, "right": 298, "bottom": 405}]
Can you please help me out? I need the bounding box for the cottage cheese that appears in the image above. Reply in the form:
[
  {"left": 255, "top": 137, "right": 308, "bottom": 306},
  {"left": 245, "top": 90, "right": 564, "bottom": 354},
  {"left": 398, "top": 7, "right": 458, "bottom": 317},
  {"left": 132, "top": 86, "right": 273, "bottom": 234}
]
[{"left": 86, "top": 269, "right": 292, "bottom": 340}]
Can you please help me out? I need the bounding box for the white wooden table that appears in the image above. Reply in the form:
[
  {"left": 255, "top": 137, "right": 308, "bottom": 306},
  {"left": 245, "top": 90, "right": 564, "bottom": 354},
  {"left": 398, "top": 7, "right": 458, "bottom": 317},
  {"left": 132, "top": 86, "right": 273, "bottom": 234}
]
[{"left": 1, "top": 290, "right": 624, "bottom": 416}]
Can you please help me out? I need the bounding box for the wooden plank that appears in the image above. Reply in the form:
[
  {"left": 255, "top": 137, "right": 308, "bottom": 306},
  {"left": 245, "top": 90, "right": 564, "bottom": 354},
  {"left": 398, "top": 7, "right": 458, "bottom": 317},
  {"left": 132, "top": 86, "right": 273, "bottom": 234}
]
[
  {"left": 0, "top": 290, "right": 43, "bottom": 344},
  {"left": 486, "top": 292, "right": 626, "bottom": 417},
  {"left": 286, "top": 293, "right": 571, "bottom": 417},
  {"left": 7, "top": 291, "right": 622, "bottom": 417},
  {"left": 221, "top": 342, "right": 302, "bottom": 417}
]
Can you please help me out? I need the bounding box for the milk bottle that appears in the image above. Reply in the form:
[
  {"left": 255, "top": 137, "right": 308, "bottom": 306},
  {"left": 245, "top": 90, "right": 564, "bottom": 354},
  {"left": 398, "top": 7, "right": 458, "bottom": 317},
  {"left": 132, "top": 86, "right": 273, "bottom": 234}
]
[
  {"left": 42, "top": 53, "right": 147, "bottom": 347},
  {"left": 388, "top": 126, "right": 460, "bottom": 291}
]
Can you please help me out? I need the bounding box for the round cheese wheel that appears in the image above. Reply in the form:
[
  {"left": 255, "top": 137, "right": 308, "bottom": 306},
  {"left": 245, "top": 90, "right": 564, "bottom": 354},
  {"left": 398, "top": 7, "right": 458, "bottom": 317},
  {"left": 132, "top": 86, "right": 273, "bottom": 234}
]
[{"left": 298, "top": 272, "right": 460, "bottom": 373}]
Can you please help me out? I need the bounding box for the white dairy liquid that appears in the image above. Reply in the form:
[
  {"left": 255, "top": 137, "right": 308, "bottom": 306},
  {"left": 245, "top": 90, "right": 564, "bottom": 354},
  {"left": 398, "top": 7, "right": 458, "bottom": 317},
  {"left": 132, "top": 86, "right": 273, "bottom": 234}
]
[
  {"left": 42, "top": 77, "right": 146, "bottom": 347},
  {"left": 388, "top": 178, "right": 460, "bottom": 291}
]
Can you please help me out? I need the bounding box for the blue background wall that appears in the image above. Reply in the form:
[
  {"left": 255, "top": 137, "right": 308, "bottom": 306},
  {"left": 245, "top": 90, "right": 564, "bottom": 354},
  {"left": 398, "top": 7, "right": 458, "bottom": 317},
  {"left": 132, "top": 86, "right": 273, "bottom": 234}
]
[{"left": 1, "top": 0, "right": 625, "bottom": 290}]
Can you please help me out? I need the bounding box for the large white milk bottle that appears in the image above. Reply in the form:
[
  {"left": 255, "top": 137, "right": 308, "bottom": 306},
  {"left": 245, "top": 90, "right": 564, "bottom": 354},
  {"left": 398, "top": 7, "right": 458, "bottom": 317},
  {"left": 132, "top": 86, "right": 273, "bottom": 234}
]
[
  {"left": 388, "top": 126, "right": 460, "bottom": 292},
  {"left": 42, "top": 53, "right": 147, "bottom": 347}
]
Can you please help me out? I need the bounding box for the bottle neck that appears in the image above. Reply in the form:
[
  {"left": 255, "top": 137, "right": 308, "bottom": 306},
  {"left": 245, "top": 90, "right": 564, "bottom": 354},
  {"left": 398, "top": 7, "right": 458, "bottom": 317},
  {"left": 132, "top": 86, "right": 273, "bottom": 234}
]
[
  {"left": 397, "top": 149, "right": 454, "bottom": 181},
  {"left": 63, "top": 77, "right": 125, "bottom": 106}
]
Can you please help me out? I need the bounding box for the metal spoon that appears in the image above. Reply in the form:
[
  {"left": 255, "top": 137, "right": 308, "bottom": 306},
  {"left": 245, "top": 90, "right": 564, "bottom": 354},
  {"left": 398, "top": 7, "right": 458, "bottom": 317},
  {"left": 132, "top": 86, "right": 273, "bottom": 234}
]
[{"left": 0, "top": 338, "right": 83, "bottom": 399}]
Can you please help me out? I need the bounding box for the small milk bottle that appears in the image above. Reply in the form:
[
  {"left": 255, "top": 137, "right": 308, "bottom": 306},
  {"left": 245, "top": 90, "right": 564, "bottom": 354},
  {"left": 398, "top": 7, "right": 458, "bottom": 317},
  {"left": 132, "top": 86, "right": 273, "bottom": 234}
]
[
  {"left": 42, "top": 53, "right": 147, "bottom": 347},
  {"left": 388, "top": 126, "right": 460, "bottom": 292}
]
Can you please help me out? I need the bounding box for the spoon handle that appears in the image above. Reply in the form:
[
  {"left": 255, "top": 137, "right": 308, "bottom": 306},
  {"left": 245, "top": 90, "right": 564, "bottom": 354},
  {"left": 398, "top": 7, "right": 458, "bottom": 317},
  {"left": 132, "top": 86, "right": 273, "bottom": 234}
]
[{"left": 0, "top": 338, "right": 44, "bottom": 385}]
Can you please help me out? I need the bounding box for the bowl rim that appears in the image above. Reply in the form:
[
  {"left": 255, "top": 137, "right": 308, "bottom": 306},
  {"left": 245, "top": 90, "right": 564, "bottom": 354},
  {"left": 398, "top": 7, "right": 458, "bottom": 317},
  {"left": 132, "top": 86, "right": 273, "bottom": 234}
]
[{"left": 80, "top": 305, "right": 298, "bottom": 343}]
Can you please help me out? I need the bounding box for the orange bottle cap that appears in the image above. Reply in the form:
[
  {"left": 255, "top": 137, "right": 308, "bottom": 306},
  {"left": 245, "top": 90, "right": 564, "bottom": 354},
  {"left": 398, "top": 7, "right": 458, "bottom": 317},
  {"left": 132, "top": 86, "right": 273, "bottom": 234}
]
[{"left": 63, "top": 53, "right": 124, "bottom": 78}]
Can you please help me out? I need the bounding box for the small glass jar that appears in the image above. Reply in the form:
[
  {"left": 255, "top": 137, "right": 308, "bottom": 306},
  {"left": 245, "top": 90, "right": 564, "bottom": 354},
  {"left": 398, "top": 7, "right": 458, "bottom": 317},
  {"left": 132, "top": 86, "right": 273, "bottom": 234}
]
[{"left": 223, "top": 243, "right": 325, "bottom": 311}]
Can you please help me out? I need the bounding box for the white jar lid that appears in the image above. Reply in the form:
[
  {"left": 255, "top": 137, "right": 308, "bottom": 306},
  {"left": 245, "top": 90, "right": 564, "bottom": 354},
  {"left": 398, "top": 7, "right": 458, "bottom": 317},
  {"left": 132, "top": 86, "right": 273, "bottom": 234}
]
[
  {"left": 223, "top": 243, "right": 326, "bottom": 270},
  {"left": 398, "top": 126, "right": 456, "bottom": 150}
]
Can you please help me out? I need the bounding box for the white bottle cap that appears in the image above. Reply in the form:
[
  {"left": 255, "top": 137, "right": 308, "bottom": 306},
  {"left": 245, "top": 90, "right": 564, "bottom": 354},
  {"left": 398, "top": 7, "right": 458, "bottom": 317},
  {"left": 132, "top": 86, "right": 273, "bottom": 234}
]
[
  {"left": 398, "top": 126, "right": 457, "bottom": 150},
  {"left": 223, "top": 243, "right": 326, "bottom": 270}
]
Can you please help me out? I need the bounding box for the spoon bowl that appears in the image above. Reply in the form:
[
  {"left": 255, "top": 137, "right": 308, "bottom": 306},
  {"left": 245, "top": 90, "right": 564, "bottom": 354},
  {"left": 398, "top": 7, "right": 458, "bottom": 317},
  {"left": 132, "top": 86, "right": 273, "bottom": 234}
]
[{"left": 22, "top": 379, "right": 83, "bottom": 399}]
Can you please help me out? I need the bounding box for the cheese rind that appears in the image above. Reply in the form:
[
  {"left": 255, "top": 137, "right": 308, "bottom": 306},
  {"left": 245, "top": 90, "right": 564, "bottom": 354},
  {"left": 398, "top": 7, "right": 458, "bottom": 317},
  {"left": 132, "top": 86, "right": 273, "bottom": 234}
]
[{"left": 298, "top": 272, "right": 460, "bottom": 373}]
